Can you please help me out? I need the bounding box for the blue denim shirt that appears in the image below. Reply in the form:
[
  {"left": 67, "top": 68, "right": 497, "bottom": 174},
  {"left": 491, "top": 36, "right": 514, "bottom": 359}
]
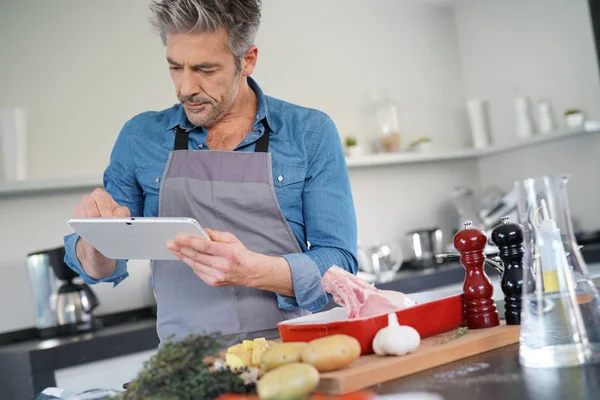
[{"left": 63, "top": 77, "right": 358, "bottom": 313}]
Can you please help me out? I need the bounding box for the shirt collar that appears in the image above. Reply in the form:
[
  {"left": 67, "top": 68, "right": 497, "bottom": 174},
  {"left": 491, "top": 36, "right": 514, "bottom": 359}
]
[{"left": 166, "top": 76, "right": 272, "bottom": 133}]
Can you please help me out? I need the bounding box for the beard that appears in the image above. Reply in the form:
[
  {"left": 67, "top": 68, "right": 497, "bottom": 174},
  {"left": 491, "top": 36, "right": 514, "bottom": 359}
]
[{"left": 179, "top": 72, "right": 241, "bottom": 127}]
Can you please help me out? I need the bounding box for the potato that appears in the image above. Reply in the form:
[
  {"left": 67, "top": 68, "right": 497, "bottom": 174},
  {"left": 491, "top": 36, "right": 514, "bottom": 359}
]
[
  {"left": 243, "top": 340, "right": 255, "bottom": 352},
  {"left": 227, "top": 343, "right": 247, "bottom": 354},
  {"left": 225, "top": 351, "right": 252, "bottom": 370},
  {"left": 257, "top": 362, "right": 320, "bottom": 400},
  {"left": 225, "top": 337, "right": 278, "bottom": 368},
  {"left": 301, "top": 334, "right": 361, "bottom": 372},
  {"left": 260, "top": 342, "right": 309, "bottom": 372}
]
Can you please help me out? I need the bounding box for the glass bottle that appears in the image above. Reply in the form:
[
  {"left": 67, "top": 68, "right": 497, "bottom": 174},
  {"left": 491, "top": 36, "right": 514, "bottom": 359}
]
[
  {"left": 375, "top": 89, "right": 401, "bottom": 153},
  {"left": 515, "top": 174, "right": 600, "bottom": 368}
]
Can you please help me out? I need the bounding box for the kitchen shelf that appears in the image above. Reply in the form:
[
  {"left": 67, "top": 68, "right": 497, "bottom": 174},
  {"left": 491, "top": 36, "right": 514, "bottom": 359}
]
[
  {"left": 0, "top": 127, "right": 598, "bottom": 198},
  {"left": 345, "top": 127, "right": 600, "bottom": 168},
  {"left": 0, "top": 176, "right": 101, "bottom": 198}
]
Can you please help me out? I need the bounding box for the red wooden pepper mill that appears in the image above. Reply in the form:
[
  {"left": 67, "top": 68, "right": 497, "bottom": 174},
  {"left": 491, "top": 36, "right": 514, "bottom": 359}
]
[{"left": 453, "top": 221, "right": 500, "bottom": 329}]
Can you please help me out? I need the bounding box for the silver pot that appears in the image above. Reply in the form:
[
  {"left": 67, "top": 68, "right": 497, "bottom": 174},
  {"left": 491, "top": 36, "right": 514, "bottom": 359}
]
[
  {"left": 357, "top": 243, "right": 403, "bottom": 280},
  {"left": 403, "top": 228, "right": 444, "bottom": 263}
]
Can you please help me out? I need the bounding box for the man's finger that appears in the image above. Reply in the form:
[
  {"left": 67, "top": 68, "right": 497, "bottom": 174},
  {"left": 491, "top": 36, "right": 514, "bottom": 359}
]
[
  {"left": 73, "top": 203, "right": 86, "bottom": 218},
  {"left": 91, "top": 189, "right": 115, "bottom": 217},
  {"left": 175, "top": 246, "right": 225, "bottom": 270},
  {"left": 82, "top": 194, "right": 101, "bottom": 217},
  {"left": 175, "top": 235, "right": 230, "bottom": 257},
  {"left": 174, "top": 252, "right": 223, "bottom": 285},
  {"left": 206, "top": 228, "right": 237, "bottom": 243},
  {"left": 114, "top": 206, "right": 130, "bottom": 217}
]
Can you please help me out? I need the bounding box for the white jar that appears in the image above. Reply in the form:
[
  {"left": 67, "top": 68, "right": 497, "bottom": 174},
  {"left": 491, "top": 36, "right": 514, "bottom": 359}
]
[
  {"left": 467, "top": 99, "right": 492, "bottom": 148},
  {"left": 537, "top": 100, "right": 555, "bottom": 134},
  {"left": 515, "top": 95, "right": 535, "bottom": 139}
]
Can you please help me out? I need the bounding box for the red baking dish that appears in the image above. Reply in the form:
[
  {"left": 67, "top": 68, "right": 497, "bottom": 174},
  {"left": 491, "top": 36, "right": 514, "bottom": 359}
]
[{"left": 278, "top": 290, "right": 466, "bottom": 355}]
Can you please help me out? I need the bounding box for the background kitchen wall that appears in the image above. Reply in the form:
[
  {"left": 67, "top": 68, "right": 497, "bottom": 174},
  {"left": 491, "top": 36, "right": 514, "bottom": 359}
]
[
  {"left": 1, "top": 0, "right": 599, "bottom": 334},
  {"left": 455, "top": 0, "right": 600, "bottom": 231}
]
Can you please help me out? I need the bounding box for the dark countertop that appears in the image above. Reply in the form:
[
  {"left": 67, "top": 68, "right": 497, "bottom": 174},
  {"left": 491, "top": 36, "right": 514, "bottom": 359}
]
[
  {"left": 374, "top": 344, "right": 599, "bottom": 400},
  {"left": 0, "top": 312, "right": 158, "bottom": 399}
]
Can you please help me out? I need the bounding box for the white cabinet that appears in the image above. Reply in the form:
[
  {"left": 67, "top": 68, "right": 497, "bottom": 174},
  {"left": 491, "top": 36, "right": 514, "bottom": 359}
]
[{"left": 54, "top": 349, "right": 157, "bottom": 393}]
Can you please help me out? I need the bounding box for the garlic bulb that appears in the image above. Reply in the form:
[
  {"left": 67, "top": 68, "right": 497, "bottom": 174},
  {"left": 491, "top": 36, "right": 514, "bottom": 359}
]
[{"left": 372, "top": 312, "right": 421, "bottom": 356}]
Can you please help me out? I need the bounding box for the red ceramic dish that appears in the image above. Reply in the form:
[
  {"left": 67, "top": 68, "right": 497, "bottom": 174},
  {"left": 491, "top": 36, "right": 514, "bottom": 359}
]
[{"left": 278, "top": 292, "right": 466, "bottom": 355}]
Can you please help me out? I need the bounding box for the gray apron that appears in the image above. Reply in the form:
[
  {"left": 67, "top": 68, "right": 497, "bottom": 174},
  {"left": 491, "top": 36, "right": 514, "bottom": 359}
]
[{"left": 151, "top": 123, "right": 309, "bottom": 346}]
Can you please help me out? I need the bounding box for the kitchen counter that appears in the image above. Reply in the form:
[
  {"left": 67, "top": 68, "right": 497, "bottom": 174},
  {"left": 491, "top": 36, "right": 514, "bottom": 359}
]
[
  {"left": 3, "top": 243, "right": 600, "bottom": 399},
  {"left": 0, "top": 311, "right": 159, "bottom": 399},
  {"left": 373, "top": 344, "right": 599, "bottom": 400}
]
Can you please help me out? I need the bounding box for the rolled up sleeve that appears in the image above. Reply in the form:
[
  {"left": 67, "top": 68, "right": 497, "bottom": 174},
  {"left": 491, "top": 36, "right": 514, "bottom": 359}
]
[
  {"left": 276, "top": 115, "right": 358, "bottom": 312},
  {"left": 63, "top": 232, "right": 129, "bottom": 286}
]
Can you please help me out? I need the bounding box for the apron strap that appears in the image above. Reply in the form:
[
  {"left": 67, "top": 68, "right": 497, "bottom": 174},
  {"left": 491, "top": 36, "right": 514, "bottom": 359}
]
[
  {"left": 254, "top": 122, "right": 270, "bottom": 153},
  {"left": 173, "top": 126, "right": 190, "bottom": 151},
  {"left": 172, "top": 121, "right": 270, "bottom": 152}
]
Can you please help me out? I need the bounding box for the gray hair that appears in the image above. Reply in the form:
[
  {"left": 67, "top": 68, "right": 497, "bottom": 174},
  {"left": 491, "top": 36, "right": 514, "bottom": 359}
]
[{"left": 149, "top": 0, "right": 262, "bottom": 69}]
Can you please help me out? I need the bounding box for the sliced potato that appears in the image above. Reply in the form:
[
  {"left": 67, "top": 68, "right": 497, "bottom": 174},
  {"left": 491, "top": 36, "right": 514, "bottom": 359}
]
[
  {"left": 224, "top": 337, "right": 279, "bottom": 369},
  {"left": 260, "top": 342, "right": 309, "bottom": 372},
  {"left": 257, "top": 362, "right": 320, "bottom": 400},
  {"left": 225, "top": 351, "right": 252, "bottom": 370},
  {"left": 301, "top": 334, "right": 361, "bottom": 372},
  {"left": 227, "top": 343, "right": 246, "bottom": 354},
  {"left": 243, "top": 339, "right": 255, "bottom": 352}
]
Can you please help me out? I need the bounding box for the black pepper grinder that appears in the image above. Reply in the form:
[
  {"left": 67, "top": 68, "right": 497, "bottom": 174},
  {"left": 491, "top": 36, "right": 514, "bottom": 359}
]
[{"left": 490, "top": 216, "right": 525, "bottom": 325}]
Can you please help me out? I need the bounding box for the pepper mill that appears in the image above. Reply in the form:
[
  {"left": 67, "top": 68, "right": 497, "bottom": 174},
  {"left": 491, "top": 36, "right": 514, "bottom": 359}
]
[
  {"left": 453, "top": 221, "right": 500, "bottom": 329},
  {"left": 491, "top": 216, "right": 526, "bottom": 325}
]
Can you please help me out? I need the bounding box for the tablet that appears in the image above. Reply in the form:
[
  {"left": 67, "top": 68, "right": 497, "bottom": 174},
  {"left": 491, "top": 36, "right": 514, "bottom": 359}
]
[{"left": 67, "top": 217, "right": 211, "bottom": 261}]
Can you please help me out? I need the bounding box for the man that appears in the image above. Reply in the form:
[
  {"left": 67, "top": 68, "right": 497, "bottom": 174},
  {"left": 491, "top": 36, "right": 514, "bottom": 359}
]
[{"left": 63, "top": 0, "right": 357, "bottom": 344}]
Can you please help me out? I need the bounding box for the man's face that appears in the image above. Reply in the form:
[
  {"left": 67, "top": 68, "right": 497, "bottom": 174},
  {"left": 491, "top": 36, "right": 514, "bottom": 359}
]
[{"left": 165, "top": 28, "right": 245, "bottom": 127}]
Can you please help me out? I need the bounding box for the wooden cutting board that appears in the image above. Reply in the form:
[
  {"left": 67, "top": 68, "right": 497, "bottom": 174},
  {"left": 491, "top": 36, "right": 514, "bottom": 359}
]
[{"left": 316, "top": 322, "right": 520, "bottom": 395}]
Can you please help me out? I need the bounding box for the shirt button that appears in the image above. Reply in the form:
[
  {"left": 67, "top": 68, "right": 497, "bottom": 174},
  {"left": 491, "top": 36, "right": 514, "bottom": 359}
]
[
  {"left": 155, "top": 177, "right": 160, "bottom": 184},
  {"left": 198, "top": 144, "right": 204, "bottom": 149},
  {"left": 277, "top": 175, "right": 284, "bottom": 182}
]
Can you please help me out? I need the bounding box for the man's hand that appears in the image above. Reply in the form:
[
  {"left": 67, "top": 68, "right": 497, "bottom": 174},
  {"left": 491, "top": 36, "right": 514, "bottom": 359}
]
[
  {"left": 167, "top": 229, "right": 296, "bottom": 296},
  {"left": 73, "top": 188, "right": 130, "bottom": 280},
  {"left": 166, "top": 229, "right": 257, "bottom": 287},
  {"left": 74, "top": 188, "right": 131, "bottom": 218}
]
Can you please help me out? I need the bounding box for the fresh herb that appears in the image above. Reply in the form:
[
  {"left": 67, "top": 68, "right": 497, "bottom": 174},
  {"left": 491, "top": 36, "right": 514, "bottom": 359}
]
[
  {"left": 408, "top": 137, "right": 431, "bottom": 148},
  {"left": 564, "top": 108, "right": 582, "bottom": 116},
  {"left": 114, "top": 333, "right": 256, "bottom": 400},
  {"left": 437, "top": 326, "right": 469, "bottom": 345},
  {"left": 455, "top": 326, "right": 468, "bottom": 337},
  {"left": 345, "top": 136, "right": 357, "bottom": 147}
]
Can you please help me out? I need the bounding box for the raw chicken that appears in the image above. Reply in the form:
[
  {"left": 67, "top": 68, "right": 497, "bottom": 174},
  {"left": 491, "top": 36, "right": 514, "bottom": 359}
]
[{"left": 322, "top": 265, "right": 417, "bottom": 319}]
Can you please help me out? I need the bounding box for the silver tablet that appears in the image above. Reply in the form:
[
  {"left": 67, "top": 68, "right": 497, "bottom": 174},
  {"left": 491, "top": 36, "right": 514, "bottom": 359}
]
[{"left": 67, "top": 217, "right": 211, "bottom": 261}]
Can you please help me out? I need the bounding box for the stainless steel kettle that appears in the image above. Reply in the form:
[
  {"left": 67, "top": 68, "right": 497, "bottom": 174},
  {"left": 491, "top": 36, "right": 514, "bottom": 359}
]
[{"left": 56, "top": 282, "right": 99, "bottom": 331}]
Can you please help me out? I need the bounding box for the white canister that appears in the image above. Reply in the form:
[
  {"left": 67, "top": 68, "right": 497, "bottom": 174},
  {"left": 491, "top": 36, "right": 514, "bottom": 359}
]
[
  {"left": 537, "top": 100, "right": 556, "bottom": 134},
  {"left": 0, "top": 108, "right": 27, "bottom": 181},
  {"left": 515, "top": 95, "right": 535, "bottom": 139},
  {"left": 466, "top": 99, "right": 492, "bottom": 148}
]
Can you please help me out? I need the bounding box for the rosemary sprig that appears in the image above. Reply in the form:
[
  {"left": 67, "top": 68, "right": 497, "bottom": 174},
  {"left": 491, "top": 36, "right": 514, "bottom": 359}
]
[
  {"left": 437, "top": 326, "right": 469, "bottom": 345},
  {"left": 114, "top": 333, "right": 256, "bottom": 400}
]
